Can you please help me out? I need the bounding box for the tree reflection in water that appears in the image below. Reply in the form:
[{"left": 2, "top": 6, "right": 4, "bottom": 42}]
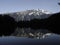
[{"left": 11, "top": 27, "right": 54, "bottom": 39}]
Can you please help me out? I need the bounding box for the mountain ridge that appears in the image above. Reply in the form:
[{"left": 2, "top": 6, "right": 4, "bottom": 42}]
[{"left": 7, "top": 9, "right": 52, "bottom": 22}]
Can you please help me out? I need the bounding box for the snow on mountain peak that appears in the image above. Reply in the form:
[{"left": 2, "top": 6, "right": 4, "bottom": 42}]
[
  {"left": 28, "top": 9, "right": 52, "bottom": 15},
  {"left": 9, "top": 9, "right": 52, "bottom": 21}
]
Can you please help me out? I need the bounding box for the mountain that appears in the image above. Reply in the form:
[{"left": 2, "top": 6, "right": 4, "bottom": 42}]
[
  {"left": 0, "top": 9, "right": 53, "bottom": 36},
  {"left": 9, "top": 9, "right": 52, "bottom": 22}
]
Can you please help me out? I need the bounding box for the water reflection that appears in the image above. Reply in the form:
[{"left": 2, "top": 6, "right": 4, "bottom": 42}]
[{"left": 11, "top": 27, "right": 54, "bottom": 39}]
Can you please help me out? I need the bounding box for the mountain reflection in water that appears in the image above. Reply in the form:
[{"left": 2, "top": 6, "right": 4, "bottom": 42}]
[{"left": 11, "top": 28, "right": 55, "bottom": 39}]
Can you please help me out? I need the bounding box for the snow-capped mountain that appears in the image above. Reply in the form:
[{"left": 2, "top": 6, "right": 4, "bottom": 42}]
[
  {"left": 28, "top": 9, "right": 52, "bottom": 15},
  {"left": 9, "top": 9, "right": 52, "bottom": 21}
]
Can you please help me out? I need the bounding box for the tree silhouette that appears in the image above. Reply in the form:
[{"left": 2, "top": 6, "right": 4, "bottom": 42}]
[{"left": 0, "top": 14, "right": 17, "bottom": 36}]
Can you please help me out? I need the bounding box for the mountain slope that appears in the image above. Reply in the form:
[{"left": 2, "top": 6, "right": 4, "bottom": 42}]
[{"left": 9, "top": 9, "right": 52, "bottom": 21}]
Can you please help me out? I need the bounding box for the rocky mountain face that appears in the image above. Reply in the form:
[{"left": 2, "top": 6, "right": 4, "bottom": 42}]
[{"left": 9, "top": 9, "right": 52, "bottom": 22}]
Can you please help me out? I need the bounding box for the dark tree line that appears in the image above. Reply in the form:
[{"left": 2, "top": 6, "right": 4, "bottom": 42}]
[
  {"left": 18, "top": 12, "right": 60, "bottom": 34},
  {"left": 0, "top": 12, "right": 60, "bottom": 36},
  {"left": 45, "top": 12, "right": 60, "bottom": 34},
  {"left": 0, "top": 14, "right": 17, "bottom": 36}
]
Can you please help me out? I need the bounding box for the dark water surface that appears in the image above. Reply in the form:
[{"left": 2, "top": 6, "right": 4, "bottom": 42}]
[
  {"left": 0, "top": 35, "right": 60, "bottom": 45},
  {"left": 11, "top": 28, "right": 54, "bottom": 39},
  {"left": 0, "top": 28, "right": 60, "bottom": 45}
]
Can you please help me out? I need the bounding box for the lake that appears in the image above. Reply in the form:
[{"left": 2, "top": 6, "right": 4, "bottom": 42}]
[
  {"left": 0, "top": 35, "right": 60, "bottom": 45},
  {"left": 0, "top": 28, "right": 60, "bottom": 45}
]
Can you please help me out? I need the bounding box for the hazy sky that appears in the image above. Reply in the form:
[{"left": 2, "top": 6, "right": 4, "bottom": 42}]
[{"left": 0, "top": 0, "right": 60, "bottom": 14}]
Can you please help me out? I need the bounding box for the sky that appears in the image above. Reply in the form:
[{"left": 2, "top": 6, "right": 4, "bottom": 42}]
[{"left": 0, "top": 0, "right": 60, "bottom": 14}]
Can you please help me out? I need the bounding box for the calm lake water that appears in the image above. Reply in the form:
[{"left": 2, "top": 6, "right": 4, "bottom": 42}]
[
  {"left": 0, "top": 28, "right": 60, "bottom": 45},
  {"left": 0, "top": 35, "right": 60, "bottom": 45},
  {"left": 11, "top": 28, "right": 53, "bottom": 38}
]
